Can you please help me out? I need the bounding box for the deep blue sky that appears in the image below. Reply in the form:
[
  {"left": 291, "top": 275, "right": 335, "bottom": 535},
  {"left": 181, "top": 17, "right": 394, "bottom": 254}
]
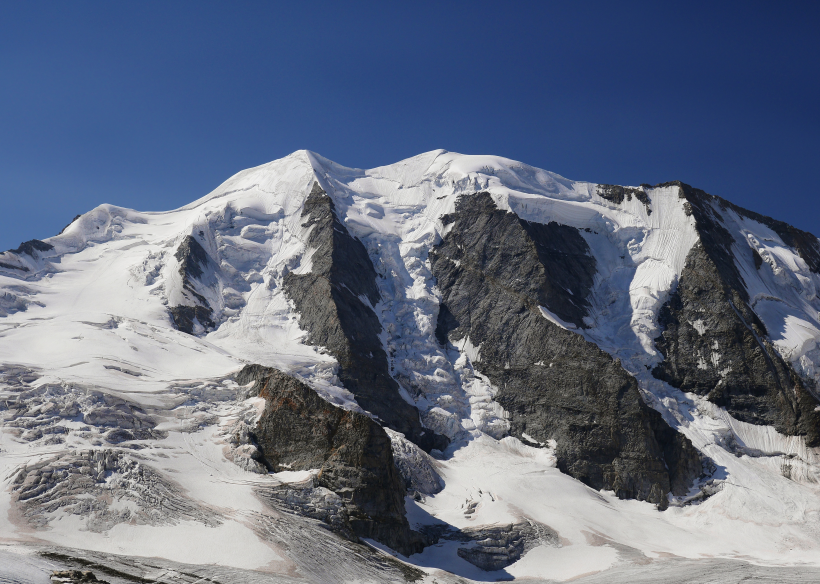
[{"left": 1, "top": 2, "right": 818, "bottom": 250}]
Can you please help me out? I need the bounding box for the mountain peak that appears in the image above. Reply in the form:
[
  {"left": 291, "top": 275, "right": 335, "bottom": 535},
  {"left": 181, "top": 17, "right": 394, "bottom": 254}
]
[{"left": 1, "top": 151, "right": 819, "bottom": 580}]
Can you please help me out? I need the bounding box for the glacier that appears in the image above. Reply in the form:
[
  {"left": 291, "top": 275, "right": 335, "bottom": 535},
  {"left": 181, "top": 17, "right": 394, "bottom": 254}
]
[{"left": 0, "top": 150, "right": 819, "bottom": 582}]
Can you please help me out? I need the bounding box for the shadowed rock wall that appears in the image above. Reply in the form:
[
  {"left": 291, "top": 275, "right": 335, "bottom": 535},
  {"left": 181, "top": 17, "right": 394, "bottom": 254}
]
[
  {"left": 653, "top": 183, "right": 820, "bottom": 445},
  {"left": 431, "top": 192, "right": 702, "bottom": 508},
  {"left": 283, "top": 182, "right": 447, "bottom": 453}
]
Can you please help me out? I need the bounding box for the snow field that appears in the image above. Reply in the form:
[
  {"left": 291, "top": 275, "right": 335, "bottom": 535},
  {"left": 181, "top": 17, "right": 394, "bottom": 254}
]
[{"left": 0, "top": 149, "right": 819, "bottom": 581}]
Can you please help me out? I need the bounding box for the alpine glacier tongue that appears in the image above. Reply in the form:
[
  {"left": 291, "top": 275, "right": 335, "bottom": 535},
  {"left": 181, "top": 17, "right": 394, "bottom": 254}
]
[{"left": 0, "top": 149, "right": 819, "bottom": 582}]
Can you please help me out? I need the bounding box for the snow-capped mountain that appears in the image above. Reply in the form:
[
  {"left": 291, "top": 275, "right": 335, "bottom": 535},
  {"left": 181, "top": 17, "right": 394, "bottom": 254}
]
[{"left": 2, "top": 150, "right": 820, "bottom": 583}]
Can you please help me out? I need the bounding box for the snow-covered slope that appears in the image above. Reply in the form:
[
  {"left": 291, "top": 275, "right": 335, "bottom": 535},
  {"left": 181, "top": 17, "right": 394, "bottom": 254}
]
[{"left": 1, "top": 150, "right": 820, "bottom": 583}]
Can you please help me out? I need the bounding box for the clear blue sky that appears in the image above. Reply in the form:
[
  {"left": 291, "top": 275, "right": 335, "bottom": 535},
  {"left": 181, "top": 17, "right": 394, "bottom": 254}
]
[{"left": 1, "top": 1, "right": 818, "bottom": 250}]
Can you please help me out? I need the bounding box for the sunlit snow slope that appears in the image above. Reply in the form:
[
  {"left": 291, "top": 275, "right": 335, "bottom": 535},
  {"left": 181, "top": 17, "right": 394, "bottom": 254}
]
[{"left": 1, "top": 150, "right": 820, "bottom": 583}]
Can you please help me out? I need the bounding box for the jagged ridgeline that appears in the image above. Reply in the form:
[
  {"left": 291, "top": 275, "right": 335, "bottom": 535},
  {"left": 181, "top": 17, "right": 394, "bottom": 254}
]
[{"left": 2, "top": 150, "right": 820, "bottom": 580}]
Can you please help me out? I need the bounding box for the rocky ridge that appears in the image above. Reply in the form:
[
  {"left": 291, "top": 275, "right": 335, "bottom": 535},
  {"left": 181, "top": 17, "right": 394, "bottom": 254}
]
[
  {"left": 653, "top": 183, "right": 820, "bottom": 445},
  {"left": 282, "top": 182, "right": 448, "bottom": 453},
  {"left": 431, "top": 192, "right": 703, "bottom": 507},
  {"left": 169, "top": 235, "right": 218, "bottom": 334}
]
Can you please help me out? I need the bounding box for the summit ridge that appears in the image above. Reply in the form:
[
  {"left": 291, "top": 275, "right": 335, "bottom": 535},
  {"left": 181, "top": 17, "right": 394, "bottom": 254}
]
[{"left": 1, "top": 150, "right": 819, "bottom": 582}]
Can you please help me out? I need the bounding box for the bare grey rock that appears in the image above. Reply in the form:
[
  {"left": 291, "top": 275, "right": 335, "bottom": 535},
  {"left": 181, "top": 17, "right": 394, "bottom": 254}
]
[
  {"left": 385, "top": 428, "right": 443, "bottom": 495},
  {"left": 421, "top": 519, "right": 559, "bottom": 572},
  {"left": 0, "top": 261, "right": 29, "bottom": 272},
  {"left": 50, "top": 569, "right": 108, "bottom": 584},
  {"left": 169, "top": 235, "right": 216, "bottom": 334},
  {"left": 238, "top": 364, "right": 427, "bottom": 556},
  {"left": 282, "top": 182, "right": 447, "bottom": 453},
  {"left": 8, "top": 239, "right": 54, "bottom": 257},
  {"left": 653, "top": 183, "right": 820, "bottom": 445},
  {"left": 597, "top": 184, "right": 652, "bottom": 214},
  {"left": 430, "top": 192, "right": 703, "bottom": 508}
]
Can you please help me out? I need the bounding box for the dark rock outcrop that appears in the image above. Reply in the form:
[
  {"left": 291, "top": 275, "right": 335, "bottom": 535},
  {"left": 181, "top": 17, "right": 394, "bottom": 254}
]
[
  {"left": 519, "top": 219, "right": 597, "bottom": 328},
  {"left": 421, "top": 519, "right": 559, "bottom": 572},
  {"left": 455, "top": 521, "right": 558, "bottom": 572},
  {"left": 51, "top": 570, "right": 109, "bottom": 583},
  {"left": 283, "top": 182, "right": 447, "bottom": 453},
  {"left": 169, "top": 235, "right": 215, "bottom": 334},
  {"left": 388, "top": 430, "right": 443, "bottom": 495},
  {"left": 169, "top": 305, "right": 215, "bottom": 335},
  {"left": 8, "top": 239, "right": 54, "bottom": 256},
  {"left": 597, "top": 184, "right": 652, "bottom": 214},
  {"left": 0, "top": 239, "right": 53, "bottom": 272},
  {"left": 431, "top": 192, "right": 702, "bottom": 508},
  {"left": 237, "top": 365, "right": 426, "bottom": 556},
  {"left": 175, "top": 234, "right": 210, "bottom": 280},
  {"left": 652, "top": 183, "right": 820, "bottom": 445},
  {"left": 0, "top": 262, "right": 28, "bottom": 272},
  {"left": 58, "top": 214, "right": 83, "bottom": 235},
  {"left": 662, "top": 181, "right": 820, "bottom": 276}
]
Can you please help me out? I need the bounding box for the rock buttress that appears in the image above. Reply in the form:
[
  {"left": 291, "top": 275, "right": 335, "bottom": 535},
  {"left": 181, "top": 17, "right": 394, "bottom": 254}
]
[
  {"left": 652, "top": 183, "right": 820, "bottom": 445},
  {"left": 431, "top": 192, "right": 702, "bottom": 508},
  {"left": 237, "top": 365, "right": 425, "bottom": 556},
  {"left": 283, "top": 182, "right": 447, "bottom": 453},
  {"left": 169, "top": 235, "right": 215, "bottom": 334}
]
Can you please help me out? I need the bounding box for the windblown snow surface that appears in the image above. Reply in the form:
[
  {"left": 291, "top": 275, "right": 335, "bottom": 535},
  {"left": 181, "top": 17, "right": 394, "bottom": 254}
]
[{"left": 1, "top": 150, "right": 820, "bottom": 583}]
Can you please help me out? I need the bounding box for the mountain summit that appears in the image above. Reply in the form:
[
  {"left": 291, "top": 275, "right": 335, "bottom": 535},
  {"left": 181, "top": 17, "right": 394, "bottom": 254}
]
[{"left": 1, "top": 150, "right": 820, "bottom": 582}]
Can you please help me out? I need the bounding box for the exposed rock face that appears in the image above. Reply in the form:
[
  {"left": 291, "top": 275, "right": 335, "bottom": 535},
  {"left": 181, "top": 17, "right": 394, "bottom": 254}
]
[
  {"left": 8, "top": 239, "right": 54, "bottom": 256},
  {"left": 51, "top": 570, "right": 109, "bottom": 584},
  {"left": 237, "top": 365, "right": 426, "bottom": 556},
  {"left": 669, "top": 181, "right": 820, "bottom": 276},
  {"left": 0, "top": 261, "right": 29, "bottom": 272},
  {"left": 455, "top": 521, "right": 559, "bottom": 572},
  {"left": 283, "top": 182, "right": 447, "bottom": 453},
  {"left": 653, "top": 183, "right": 820, "bottom": 445},
  {"left": 0, "top": 239, "right": 53, "bottom": 273},
  {"left": 597, "top": 184, "right": 652, "bottom": 214},
  {"left": 169, "top": 235, "right": 216, "bottom": 334},
  {"left": 420, "top": 519, "right": 559, "bottom": 572},
  {"left": 169, "top": 304, "right": 215, "bottom": 335},
  {"left": 436, "top": 193, "right": 595, "bottom": 331},
  {"left": 518, "top": 217, "right": 597, "bottom": 327},
  {"left": 431, "top": 192, "right": 702, "bottom": 508}
]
